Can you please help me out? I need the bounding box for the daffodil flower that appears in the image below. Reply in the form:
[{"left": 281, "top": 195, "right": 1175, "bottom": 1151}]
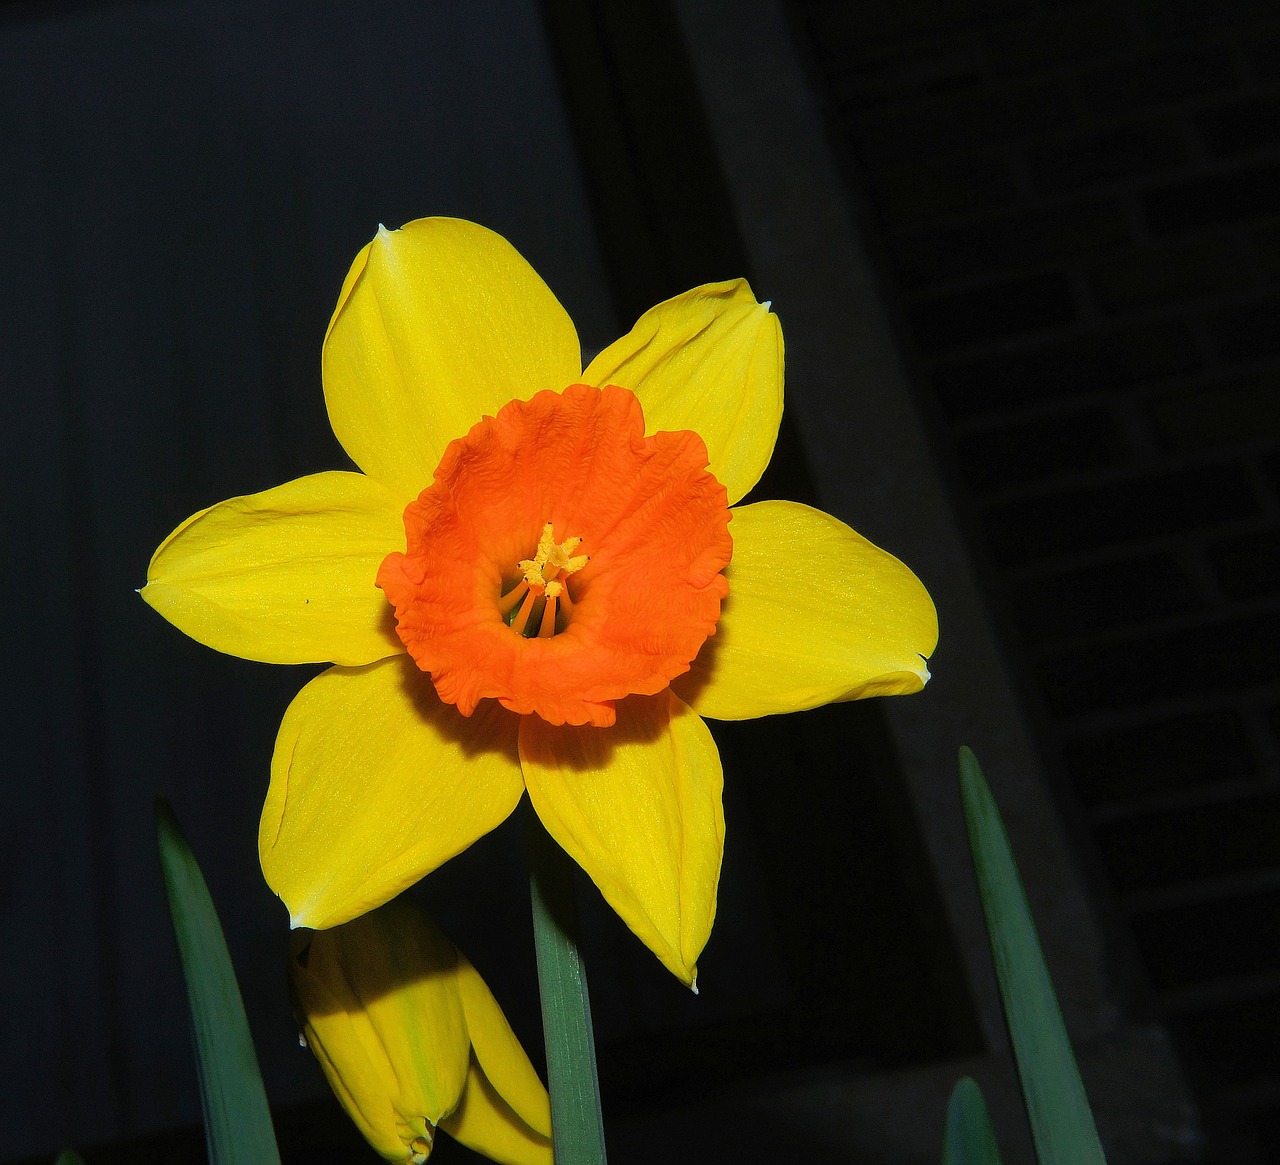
[
  {"left": 292, "top": 896, "right": 550, "bottom": 1165},
  {"left": 143, "top": 218, "right": 937, "bottom": 986}
]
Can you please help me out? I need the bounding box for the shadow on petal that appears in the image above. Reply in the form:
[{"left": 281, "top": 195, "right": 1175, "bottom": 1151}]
[{"left": 395, "top": 661, "right": 522, "bottom": 766}]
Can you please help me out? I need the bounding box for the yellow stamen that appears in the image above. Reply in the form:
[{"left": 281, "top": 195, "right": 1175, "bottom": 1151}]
[
  {"left": 497, "top": 578, "right": 530, "bottom": 615},
  {"left": 511, "top": 523, "right": 587, "bottom": 637},
  {"left": 548, "top": 534, "right": 588, "bottom": 575},
  {"left": 537, "top": 591, "right": 558, "bottom": 638},
  {"left": 554, "top": 578, "right": 573, "bottom": 615},
  {"left": 518, "top": 522, "right": 588, "bottom": 588},
  {"left": 510, "top": 589, "right": 538, "bottom": 636}
]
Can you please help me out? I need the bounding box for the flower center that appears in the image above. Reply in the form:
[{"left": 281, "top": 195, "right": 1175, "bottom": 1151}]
[
  {"left": 498, "top": 522, "right": 589, "bottom": 638},
  {"left": 377, "top": 384, "right": 732, "bottom": 727}
]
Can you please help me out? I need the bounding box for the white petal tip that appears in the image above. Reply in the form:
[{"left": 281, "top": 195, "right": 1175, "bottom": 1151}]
[
  {"left": 689, "top": 976, "right": 699, "bottom": 996},
  {"left": 761, "top": 300, "right": 772, "bottom": 311}
]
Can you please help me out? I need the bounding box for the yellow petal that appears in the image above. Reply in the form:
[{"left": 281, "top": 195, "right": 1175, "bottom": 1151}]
[
  {"left": 260, "top": 657, "right": 524, "bottom": 929},
  {"left": 583, "top": 280, "right": 782, "bottom": 504},
  {"left": 291, "top": 934, "right": 416, "bottom": 1159},
  {"left": 335, "top": 903, "right": 472, "bottom": 1125},
  {"left": 439, "top": 1059, "right": 552, "bottom": 1165},
  {"left": 293, "top": 914, "right": 469, "bottom": 1154},
  {"left": 303, "top": 1027, "right": 417, "bottom": 1161},
  {"left": 142, "top": 472, "right": 406, "bottom": 666},
  {"left": 323, "top": 218, "right": 582, "bottom": 497},
  {"left": 674, "top": 501, "right": 938, "bottom": 720},
  {"left": 454, "top": 955, "right": 551, "bottom": 1139},
  {"left": 519, "top": 691, "right": 724, "bottom": 986}
]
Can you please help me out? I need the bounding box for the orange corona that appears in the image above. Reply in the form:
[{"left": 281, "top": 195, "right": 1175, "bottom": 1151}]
[{"left": 377, "top": 383, "right": 732, "bottom": 727}]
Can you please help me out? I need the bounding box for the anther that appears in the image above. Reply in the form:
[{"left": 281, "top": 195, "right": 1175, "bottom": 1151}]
[{"left": 509, "top": 523, "right": 588, "bottom": 638}]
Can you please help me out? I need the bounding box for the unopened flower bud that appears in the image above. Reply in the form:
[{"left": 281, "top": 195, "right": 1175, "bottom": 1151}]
[{"left": 291, "top": 897, "right": 551, "bottom": 1164}]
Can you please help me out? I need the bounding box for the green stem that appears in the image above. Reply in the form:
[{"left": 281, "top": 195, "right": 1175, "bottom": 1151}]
[{"left": 527, "top": 802, "right": 608, "bottom": 1164}]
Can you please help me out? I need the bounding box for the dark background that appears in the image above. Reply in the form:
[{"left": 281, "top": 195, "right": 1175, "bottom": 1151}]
[
  {"left": 781, "top": 0, "right": 1280, "bottom": 1157},
  {"left": 2, "top": 0, "right": 1278, "bottom": 1161}
]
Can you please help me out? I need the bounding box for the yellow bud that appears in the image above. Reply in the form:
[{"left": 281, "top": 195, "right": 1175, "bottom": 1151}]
[{"left": 291, "top": 897, "right": 551, "bottom": 1165}]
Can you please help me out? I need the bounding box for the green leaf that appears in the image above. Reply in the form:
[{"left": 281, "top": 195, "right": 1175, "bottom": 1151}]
[
  {"left": 527, "top": 802, "right": 608, "bottom": 1164},
  {"left": 942, "top": 1077, "right": 1003, "bottom": 1165},
  {"left": 958, "top": 747, "right": 1107, "bottom": 1165},
  {"left": 155, "top": 797, "right": 282, "bottom": 1165},
  {"left": 53, "top": 1151, "right": 86, "bottom": 1165}
]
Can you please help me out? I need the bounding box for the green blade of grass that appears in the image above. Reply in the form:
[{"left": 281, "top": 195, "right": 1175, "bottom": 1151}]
[
  {"left": 958, "top": 747, "right": 1106, "bottom": 1165},
  {"left": 527, "top": 802, "right": 608, "bottom": 1164},
  {"left": 942, "top": 1077, "right": 1004, "bottom": 1165},
  {"left": 155, "top": 797, "right": 281, "bottom": 1165}
]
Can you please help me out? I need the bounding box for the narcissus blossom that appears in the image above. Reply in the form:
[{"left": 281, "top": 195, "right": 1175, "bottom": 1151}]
[
  {"left": 143, "top": 218, "right": 937, "bottom": 985},
  {"left": 291, "top": 897, "right": 550, "bottom": 1165}
]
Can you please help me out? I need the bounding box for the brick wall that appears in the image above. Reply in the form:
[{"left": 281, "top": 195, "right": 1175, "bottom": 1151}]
[{"left": 785, "top": 0, "right": 1280, "bottom": 1157}]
